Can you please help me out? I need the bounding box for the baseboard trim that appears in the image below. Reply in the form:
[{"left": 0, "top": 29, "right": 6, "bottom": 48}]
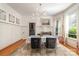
[{"left": 0, "top": 39, "right": 26, "bottom": 56}]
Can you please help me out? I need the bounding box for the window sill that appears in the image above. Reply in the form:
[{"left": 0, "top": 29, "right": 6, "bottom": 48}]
[{"left": 67, "top": 37, "right": 77, "bottom": 41}]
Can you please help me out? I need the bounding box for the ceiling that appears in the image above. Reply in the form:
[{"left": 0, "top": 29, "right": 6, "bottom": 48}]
[{"left": 8, "top": 3, "right": 72, "bottom": 16}]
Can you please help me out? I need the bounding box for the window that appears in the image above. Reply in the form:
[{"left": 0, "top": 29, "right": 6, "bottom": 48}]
[{"left": 68, "top": 13, "right": 77, "bottom": 38}]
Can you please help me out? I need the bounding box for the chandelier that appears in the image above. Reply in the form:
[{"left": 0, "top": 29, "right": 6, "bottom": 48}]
[{"left": 35, "top": 3, "right": 47, "bottom": 17}]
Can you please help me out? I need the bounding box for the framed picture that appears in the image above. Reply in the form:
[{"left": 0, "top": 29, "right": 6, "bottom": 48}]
[
  {"left": 0, "top": 9, "right": 6, "bottom": 21},
  {"left": 41, "top": 19, "right": 50, "bottom": 25},
  {"left": 16, "top": 18, "right": 20, "bottom": 24},
  {"left": 9, "top": 14, "right": 15, "bottom": 23}
]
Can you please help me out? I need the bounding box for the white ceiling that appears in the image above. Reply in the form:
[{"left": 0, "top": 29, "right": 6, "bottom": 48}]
[{"left": 8, "top": 3, "right": 72, "bottom": 16}]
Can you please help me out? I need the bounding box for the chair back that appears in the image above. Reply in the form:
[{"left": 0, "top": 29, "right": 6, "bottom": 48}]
[{"left": 31, "top": 37, "right": 41, "bottom": 49}]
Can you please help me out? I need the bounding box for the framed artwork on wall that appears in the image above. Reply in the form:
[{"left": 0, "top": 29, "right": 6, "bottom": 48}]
[
  {"left": 9, "top": 14, "right": 15, "bottom": 23},
  {"left": 41, "top": 18, "right": 50, "bottom": 25},
  {"left": 0, "top": 9, "right": 6, "bottom": 21},
  {"left": 16, "top": 18, "right": 20, "bottom": 24}
]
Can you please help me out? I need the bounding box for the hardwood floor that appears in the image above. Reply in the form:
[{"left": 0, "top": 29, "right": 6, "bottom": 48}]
[
  {"left": 0, "top": 39, "right": 26, "bottom": 56},
  {"left": 58, "top": 36, "right": 79, "bottom": 55},
  {"left": 0, "top": 39, "right": 78, "bottom": 56},
  {"left": 60, "top": 42, "right": 79, "bottom": 55},
  {"left": 10, "top": 43, "right": 77, "bottom": 56}
]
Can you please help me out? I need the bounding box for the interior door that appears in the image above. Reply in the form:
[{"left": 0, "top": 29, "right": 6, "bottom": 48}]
[{"left": 29, "top": 23, "right": 35, "bottom": 36}]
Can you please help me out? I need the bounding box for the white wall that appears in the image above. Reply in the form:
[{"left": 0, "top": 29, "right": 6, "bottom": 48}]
[
  {"left": 0, "top": 22, "right": 22, "bottom": 50},
  {"left": 21, "top": 16, "right": 29, "bottom": 38},
  {"left": 0, "top": 3, "right": 27, "bottom": 50},
  {"left": 67, "top": 38, "right": 77, "bottom": 48}
]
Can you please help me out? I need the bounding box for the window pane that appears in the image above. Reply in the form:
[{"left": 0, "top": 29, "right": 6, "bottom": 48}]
[{"left": 68, "top": 13, "right": 77, "bottom": 38}]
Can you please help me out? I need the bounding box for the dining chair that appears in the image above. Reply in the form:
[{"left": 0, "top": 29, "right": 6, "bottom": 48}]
[{"left": 31, "top": 37, "right": 41, "bottom": 49}]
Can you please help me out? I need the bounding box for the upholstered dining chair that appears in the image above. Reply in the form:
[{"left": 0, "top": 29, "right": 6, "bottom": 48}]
[
  {"left": 46, "top": 37, "right": 57, "bottom": 48},
  {"left": 31, "top": 37, "right": 41, "bottom": 49}
]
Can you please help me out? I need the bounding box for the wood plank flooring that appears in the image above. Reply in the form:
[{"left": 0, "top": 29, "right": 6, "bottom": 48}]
[
  {"left": 10, "top": 43, "right": 77, "bottom": 56},
  {"left": 0, "top": 39, "right": 26, "bottom": 56}
]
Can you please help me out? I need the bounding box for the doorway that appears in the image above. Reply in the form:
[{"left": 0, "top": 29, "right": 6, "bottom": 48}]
[
  {"left": 55, "top": 20, "right": 59, "bottom": 36},
  {"left": 29, "top": 23, "right": 35, "bottom": 36}
]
